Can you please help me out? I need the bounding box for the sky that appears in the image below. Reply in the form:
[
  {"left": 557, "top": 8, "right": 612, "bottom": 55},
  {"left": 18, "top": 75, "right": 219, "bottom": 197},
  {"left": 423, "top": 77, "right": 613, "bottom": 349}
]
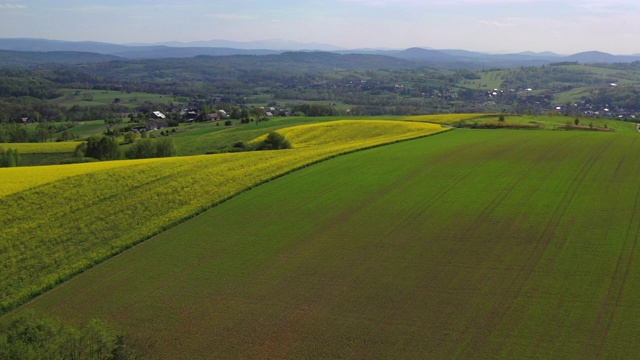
[{"left": 1, "top": 0, "right": 639, "bottom": 54}]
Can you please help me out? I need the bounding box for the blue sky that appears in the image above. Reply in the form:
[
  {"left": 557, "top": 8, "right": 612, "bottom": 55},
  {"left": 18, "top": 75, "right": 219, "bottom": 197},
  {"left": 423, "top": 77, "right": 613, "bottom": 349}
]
[{"left": 1, "top": 0, "right": 639, "bottom": 54}]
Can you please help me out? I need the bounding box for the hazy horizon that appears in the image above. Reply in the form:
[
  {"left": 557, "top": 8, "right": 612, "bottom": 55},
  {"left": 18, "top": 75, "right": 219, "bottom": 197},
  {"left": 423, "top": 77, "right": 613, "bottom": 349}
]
[{"left": 1, "top": 0, "right": 639, "bottom": 55}]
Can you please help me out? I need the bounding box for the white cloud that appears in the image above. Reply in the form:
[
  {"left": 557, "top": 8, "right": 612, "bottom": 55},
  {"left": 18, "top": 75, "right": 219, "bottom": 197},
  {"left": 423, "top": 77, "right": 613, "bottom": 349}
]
[
  {"left": 340, "top": 0, "right": 547, "bottom": 5},
  {"left": 0, "top": 4, "right": 25, "bottom": 9},
  {"left": 575, "top": 0, "right": 640, "bottom": 14},
  {"left": 339, "top": 0, "right": 639, "bottom": 8},
  {"left": 478, "top": 20, "right": 514, "bottom": 27},
  {"left": 203, "top": 13, "right": 254, "bottom": 20}
]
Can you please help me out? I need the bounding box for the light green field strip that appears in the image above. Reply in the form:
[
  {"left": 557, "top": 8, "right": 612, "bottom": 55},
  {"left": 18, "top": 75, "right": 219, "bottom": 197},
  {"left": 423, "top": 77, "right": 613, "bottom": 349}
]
[
  {"left": 0, "top": 142, "right": 81, "bottom": 154},
  {"left": 12, "top": 130, "right": 640, "bottom": 359},
  {"left": 0, "top": 120, "right": 447, "bottom": 314},
  {"left": 400, "top": 113, "right": 490, "bottom": 124}
]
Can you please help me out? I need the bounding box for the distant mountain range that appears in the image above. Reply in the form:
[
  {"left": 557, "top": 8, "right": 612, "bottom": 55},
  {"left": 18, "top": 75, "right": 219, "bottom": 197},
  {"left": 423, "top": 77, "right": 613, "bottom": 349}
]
[
  {"left": 0, "top": 38, "right": 639, "bottom": 69},
  {"left": 128, "top": 39, "right": 346, "bottom": 52}
]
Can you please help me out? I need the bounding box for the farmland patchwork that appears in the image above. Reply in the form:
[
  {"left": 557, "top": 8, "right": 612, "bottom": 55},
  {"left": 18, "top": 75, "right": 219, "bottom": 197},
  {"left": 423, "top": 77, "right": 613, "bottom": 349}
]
[{"left": 8, "top": 129, "right": 640, "bottom": 358}]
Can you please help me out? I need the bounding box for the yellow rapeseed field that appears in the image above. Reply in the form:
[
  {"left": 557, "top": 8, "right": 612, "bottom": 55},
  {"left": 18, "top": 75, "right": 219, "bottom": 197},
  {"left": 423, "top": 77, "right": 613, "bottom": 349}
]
[
  {"left": 0, "top": 160, "right": 146, "bottom": 197},
  {"left": 0, "top": 120, "right": 449, "bottom": 313},
  {"left": 0, "top": 141, "right": 82, "bottom": 154},
  {"left": 279, "top": 120, "right": 443, "bottom": 148}
]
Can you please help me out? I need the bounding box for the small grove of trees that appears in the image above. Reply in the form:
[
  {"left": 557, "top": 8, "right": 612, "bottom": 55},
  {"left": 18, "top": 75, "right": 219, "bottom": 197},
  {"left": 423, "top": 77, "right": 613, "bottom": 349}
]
[
  {"left": 0, "top": 123, "right": 75, "bottom": 143},
  {"left": 75, "top": 136, "right": 121, "bottom": 161},
  {"left": 124, "top": 138, "right": 176, "bottom": 159},
  {"left": 255, "top": 132, "right": 291, "bottom": 150},
  {"left": 74, "top": 136, "right": 177, "bottom": 161},
  {"left": 290, "top": 103, "right": 338, "bottom": 117},
  {"left": 0, "top": 147, "right": 21, "bottom": 167},
  {"left": 0, "top": 312, "right": 138, "bottom": 360}
]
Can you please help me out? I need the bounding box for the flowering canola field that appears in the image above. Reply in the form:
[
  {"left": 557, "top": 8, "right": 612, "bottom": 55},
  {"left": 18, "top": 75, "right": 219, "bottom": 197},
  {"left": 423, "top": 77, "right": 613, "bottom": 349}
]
[
  {"left": 1, "top": 141, "right": 81, "bottom": 154},
  {"left": 0, "top": 120, "right": 447, "bottom": 313}
]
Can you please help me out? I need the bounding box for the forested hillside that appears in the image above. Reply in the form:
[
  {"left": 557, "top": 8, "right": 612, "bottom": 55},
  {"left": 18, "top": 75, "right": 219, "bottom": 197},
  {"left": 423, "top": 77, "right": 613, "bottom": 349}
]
[{"left": 1, "top": 51, "right": 640, "bottom": 125}]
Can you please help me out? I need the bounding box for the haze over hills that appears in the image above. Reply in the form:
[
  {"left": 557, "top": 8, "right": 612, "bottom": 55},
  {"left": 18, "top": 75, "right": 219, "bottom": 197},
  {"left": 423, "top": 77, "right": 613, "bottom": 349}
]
[
  {"left": 0, "top": 38, "right": 639, "bottom": 69},
  {"left": 129, "top": 39, "right": 346, "bottom": 52}
]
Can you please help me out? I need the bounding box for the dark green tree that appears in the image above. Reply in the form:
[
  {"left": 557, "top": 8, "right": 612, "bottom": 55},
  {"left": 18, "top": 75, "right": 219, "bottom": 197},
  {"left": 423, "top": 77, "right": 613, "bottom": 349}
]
[
  {"left": 0, "top": 312, "right": 138, "bottom": 360},
  {"left": 84, "top": 136, "right": 122, "bottom": 161},
  {"left": 125, "top": 138, "right": 175, "bottom": 159},
  {"left": 257, "top": 131, "right": 291, "bottom": 150},
  {"left": 155, "top": 137, "right": 176, "bottom": 158},
  {"left": 0, "top": 148, "right": 20, "bottom": 167}
]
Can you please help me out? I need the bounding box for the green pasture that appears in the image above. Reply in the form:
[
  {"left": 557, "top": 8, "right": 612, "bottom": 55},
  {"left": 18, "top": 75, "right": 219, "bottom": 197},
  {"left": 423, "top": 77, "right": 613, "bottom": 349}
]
[
  {"left": 553, "top": 86, "right": 592, "bottom": 103},
  {"left": 65, "top": 120, "right": 111, "bottom": 137},
  {"left": 51, "top": 89, "right": 174, "bottom": 108},
  {"left": 565, "top": 64, "right": 640, "bottom": 83},
  {"left": 459, "top": 69, "right": 505, "bottom": 90},
  {"left": 11, "top": 129, "right": 640, "bottom": 359},
  {"left": 455, "top": 114, "right": 637, "bottom": 132}
]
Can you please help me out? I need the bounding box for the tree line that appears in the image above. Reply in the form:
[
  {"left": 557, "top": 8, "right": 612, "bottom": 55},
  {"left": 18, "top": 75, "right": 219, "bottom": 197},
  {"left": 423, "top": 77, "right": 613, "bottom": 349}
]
[
  {"left": 0, "top": 312, "right": 140, "bottom": 359},
  {"left": 74, "top": 135, "right": 176, "bottom": 161}
]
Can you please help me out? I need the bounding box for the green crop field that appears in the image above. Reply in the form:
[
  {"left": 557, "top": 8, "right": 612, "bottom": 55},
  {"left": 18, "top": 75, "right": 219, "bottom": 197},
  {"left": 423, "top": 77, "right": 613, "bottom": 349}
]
[
  {"left": 9, "top": 129, "right": 640, "bottom": 359},
  {"left": 0, "top": 120, "right": 446, "bottom": 315}
]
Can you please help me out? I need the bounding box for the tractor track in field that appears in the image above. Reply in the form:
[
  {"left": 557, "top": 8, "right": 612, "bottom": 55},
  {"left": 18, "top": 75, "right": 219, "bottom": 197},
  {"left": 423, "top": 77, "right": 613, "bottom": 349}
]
[
  {"left": 245, "top": 141, "right": 485, "bottom": 358},
  {"left": 583, "top": 137, "right": 640, "bottom": 358},
  {"left": 340, "top": 137, "right": 517, "bottom": 360},
  {"left": 346, "top": 134, "right": 564, "bottom": 359},
  {"left": 457, "top": 135, "right": 615, "bottom": 357}
]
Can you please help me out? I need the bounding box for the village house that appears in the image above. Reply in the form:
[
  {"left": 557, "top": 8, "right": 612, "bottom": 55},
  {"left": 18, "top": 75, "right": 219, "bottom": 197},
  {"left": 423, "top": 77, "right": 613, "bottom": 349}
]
[
  {"left": 151, "top": 111, "right": 166, "bottom": 119},
  {"left": 146, "top": 120, "right": 168, "bottom": 131}
]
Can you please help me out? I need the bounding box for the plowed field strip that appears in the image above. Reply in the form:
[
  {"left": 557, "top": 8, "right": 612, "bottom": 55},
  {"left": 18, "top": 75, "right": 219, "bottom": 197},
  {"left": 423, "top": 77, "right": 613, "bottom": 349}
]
[{"left": 457, "top": 135, "right": 615, "bottom": 356}]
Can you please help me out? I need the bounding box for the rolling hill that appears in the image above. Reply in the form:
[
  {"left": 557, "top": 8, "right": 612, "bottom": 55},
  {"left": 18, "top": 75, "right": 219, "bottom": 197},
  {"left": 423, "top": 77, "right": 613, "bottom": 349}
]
[
  {"left": 1, "top": 38, "right": 640, "bottom": 69},
  {"left": 6, "top": 128, "right": 640, "bottom": 358}
]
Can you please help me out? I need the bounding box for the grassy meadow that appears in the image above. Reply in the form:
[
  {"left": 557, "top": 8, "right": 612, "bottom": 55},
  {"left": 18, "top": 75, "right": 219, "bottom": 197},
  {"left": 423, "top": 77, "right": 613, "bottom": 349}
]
[
  {"left": 9, "top": 129, "right": 640, "bottom": 358},
  {"left": 51, "top": 89, "right": 173, "bottom": 108},
  {"left": 0, "top": 120, "right": 447, "bottom": 314},
  {"left": 409, "top": 113, "right": 638, "bottom": 132}
]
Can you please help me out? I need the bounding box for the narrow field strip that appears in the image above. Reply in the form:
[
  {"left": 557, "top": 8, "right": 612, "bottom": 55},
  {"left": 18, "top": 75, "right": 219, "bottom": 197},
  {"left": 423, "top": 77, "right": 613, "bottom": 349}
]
[{"left": 0, "top": 141, "right": 81, "bottom": 154}]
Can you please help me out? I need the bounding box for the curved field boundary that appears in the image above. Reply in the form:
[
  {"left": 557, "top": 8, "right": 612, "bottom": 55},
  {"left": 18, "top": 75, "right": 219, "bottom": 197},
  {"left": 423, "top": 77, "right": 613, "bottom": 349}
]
[
  {"left": 15, "top": 130, "right": 640, "bottom": 359},
  {"left": 0, "top": 120, "right": 448, "bottom": 314}
]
